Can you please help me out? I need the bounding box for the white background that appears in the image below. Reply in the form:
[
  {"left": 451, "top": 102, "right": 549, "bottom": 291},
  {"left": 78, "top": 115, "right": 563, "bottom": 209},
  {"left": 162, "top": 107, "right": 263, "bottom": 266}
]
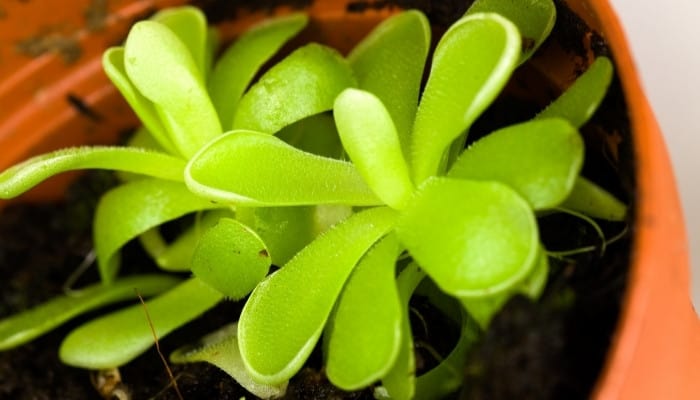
[{"left": 608, "top": 0, "right": 700, "bottom": 311}]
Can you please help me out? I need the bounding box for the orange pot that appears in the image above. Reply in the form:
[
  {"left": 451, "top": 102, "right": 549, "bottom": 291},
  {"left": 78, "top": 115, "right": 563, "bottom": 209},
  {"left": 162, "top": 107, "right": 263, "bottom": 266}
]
[{"left": 0, "top": 0, "right": 697, "bottom": 398}]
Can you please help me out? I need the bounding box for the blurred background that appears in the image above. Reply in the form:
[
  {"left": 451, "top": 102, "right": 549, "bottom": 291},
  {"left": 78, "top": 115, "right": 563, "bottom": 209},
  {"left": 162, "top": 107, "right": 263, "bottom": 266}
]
[{"left": 609, "top": 0, "right": 700, "bottom": 312}]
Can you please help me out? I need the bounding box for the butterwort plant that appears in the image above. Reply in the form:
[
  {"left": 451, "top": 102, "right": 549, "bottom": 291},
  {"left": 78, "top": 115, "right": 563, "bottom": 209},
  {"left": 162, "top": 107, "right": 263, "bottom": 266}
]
[{"left": 0, "top": 1, "right": 627, "bottom": 398}]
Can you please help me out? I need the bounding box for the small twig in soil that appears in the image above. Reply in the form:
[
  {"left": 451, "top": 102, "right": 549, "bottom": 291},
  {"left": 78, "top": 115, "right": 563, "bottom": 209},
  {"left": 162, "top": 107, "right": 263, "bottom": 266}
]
[{"left": 136, "top": 289, "right": 184, "bottom": 400}]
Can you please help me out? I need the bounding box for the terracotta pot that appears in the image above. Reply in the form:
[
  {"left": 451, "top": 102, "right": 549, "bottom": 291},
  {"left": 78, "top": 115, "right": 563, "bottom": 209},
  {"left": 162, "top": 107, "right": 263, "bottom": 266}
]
[{"left": 0, "top": 0, "right": 697, "bottom": 398}]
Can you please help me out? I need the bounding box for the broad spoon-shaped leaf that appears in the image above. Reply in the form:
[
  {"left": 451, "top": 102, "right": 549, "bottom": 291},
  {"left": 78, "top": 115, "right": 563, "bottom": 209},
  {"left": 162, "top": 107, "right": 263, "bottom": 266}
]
[
  {"left": 397, "top": 177, "right": 539, "bottom": 297},
  {"left": 448, "top": 118, "right": 583, "bottom": 210},
  {"left": 238, "top": 207, "right": 398, "bottom": 385},
  {"left": 326, "top": 234, "right": 402, "bottom": 390},
  {"left": 151, "top": 6, "right": 209, "bottom": 79},
  {"left": 125, "top": 21, "right": 221, "bottom": 157},
  {"left": 335, "top": 89, "right": 414, "bottom": 209},
  {"left": 232, "top": 43, "right": 356, "bottom": 134},
  {"left": 348, "top": 10, "right": 430, "bottom": 154},
  {"left": 209, "top": 13, "right": 308, "bottom": 129},
  {"left": 185, "top": 130, "right": 380, "bottom": 206},
  {"left": 191, "top": 218, "right": 271, "bottom": 299},
  {"left": 60, "top": 277, "right": 223, "bottom": 369},
  {"left": 410, "top": 13, "right": 521, "bottom": 183}
]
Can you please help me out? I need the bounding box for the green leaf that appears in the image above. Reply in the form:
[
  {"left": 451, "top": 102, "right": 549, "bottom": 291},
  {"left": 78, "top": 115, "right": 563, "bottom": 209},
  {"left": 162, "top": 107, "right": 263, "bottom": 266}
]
[
  {"left": 185, "top": 130, "right": 381, "bottom": 206},
  {"left": 102, "top": 48, "right": 178, "bottom": 154},
  {"left": 59, "top": 277, "right": 223, "bottom": 369},
  {"left": 238, "top": 207, "right": 398, "bottom": 384},
  {"left": 326, "top": 234, "right": 402, "bottom": 390},
  {"left": 0, "top": 147, "right": 186, "bottom": 199},
  {"left": 125, "top": 21, "right": 221, "bottom": 157},
  {"left": 335, "top": 89, "right": 414, "bottom": 209},
  {"left": 536, "top": 57, "right": 614, "bottom": 128},
  {"left": 151, "top": 6, "right": 209, "bottom": 79},
  {"left": 171, "top": 323, "right": 287, "bottom": 399},
  {"left": 348, "top": 10, "right": 430, "bottom": 154},
  {"left": 561, "top": 176, "right": 627, "bottom": 221},
  {"left": 410, "top": 13, "right": 521, "bottom": 183},
  {"left": 448, "top": 118, "right": 583, "bottom": 209},
  {"left": 95, "top": 179, "right": 220, "bottom": 283},
  {"left": 397, "top": 177, "right": 539, "bottom": 297},
  {"left": 276, "top": 113, "right": 343, "bottom": 159},
  {"left": 467, "top": 0, "right": 556, "bottom": 64},
  {"left": 191, "top": 218, "right": 271, "bottom": 300},
  {"left": 232, "top": 44, "right": 356, "bottom": 134},
  {"left": 209, "top": 13, "right": 308, "bottom": 129},
  {"left": 0, "top": 275, "right": 179, "bottom": 351},
  {"left": 378, "top": 262, "right": 424, "bottom": 400}
]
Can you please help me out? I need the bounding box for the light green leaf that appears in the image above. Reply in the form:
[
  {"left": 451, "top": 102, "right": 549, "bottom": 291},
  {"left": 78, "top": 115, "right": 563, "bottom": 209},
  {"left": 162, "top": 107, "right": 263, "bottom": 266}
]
[
  {"left": 171, "top": 323, "right": 287, "bottom": 399},
  {"left": 185, "top": 130, "right": 381, "bottom": 206},
  {"left": 378, "top": 262, "right": 424, "bottom": 400},
  {"left": 536, "top": 57, "right": 614, "bottom": 128},
  {"left": 102, "top": 48, "right": 178, "bottom": 154},
  {"left": 467, "top": 0, "right": 556, "bottom": 64},
  {"left": 348, "top": 10, "right": 430, "bottom": 153},
  {"left": 0, "top": 147, "right": 185, "bottom": 199},
  {"left": 411, "top": 13, "right": 521, "bottom": 183},
  {"left": 59, "top": 277, "right": 223, "bottom": 369},
  {"left": 0, "top": 275, "right": 179, "bottom": 350},
  {"left": 397, "top": 177, "right": 539, "bottom": 297},
  {"left": 561, "top": 176, "right": 627, "bottom": 221},
  {"left": 125, "top": 21, "right": 221, "bottom": 157},
  {"left": 335, "top": 89, "right": 413, "bottom": 209},
  {"left": 276, "top": 113, "right": 343, "bottom": 159},
  {"left": 326, "top": 234, "right": 402, "bottom": 390},
  {"left": 151, "top": 6, "right": 209, "bottom": 79},
  {"left": 232, "top": 44, "right": 356, "bottom": 134},
  {"left": 448, "top": 118, "right": 583, "bottom": 209},
  {"left": 238, "top": 207, "right": 398, "bottom": 384},
  {"left": 191, "top": 218, "right": 270, "bottom": 300},
  {"left": 209, "top": 13, "right": 308, "bottom": 129},
  {"left": 95, "top": 179, "right": 220, "bottom": 283}
]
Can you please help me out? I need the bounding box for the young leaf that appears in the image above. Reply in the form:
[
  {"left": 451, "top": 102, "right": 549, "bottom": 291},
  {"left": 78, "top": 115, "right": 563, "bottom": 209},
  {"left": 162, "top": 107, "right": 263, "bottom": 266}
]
[
  {"left": 561, "top": 176, "right": 627, "bottom": 221},
  {"left": 151, "top": 6, "right": 209, "bottom": 79},
  {"left": 0, "top": 147, "right": 186, "bottom": 199},
  {"left": 536, "top": 57, "right": 614, "bottom": 128},
  {"left": 185, "top": 130, "right": 381, "bottom": 206},
  {"left": 232, "top": 44, "right": 356, "bottom": 134},
  {"left": 171, "top": 323, "right": 287, "bottom": 399},
  {"left": 378, "top": 262, "right": 424, "bottom": 400},
  {"left": 95, "top": 179, "right": 220, "bottom": 283},
  {"left": 209, "top": 13, "right": 308, "bottom": 129},
  {"left": 125, "top": 21, "right": 221, "bottom": 157},
  {"left": 238, "top": 207, "right": 398, "bottom": 385},
  {"left": 448, "top": 118, "right": 583, "bottom": 209},
  {"left": 348, "top": 10, "right": 430, "bottom": 153},
  {"left": 191, "top": 218, "right": 271, "bottom": 300},
  {"left": 0, "top": 275, "right": 179, "bottom": 350},
  {"left": 397, "top": 177, "right": 539, "bottom": 297},
  {"left": 410, "top": 13, "right": 521, "bottom": 183},
  {"left": 335, "top": 89, "right": 414, "bottom": 209},
  {"left": 59, "top": 277, "right": 223, "bottom": 369},
  {"left": 102, "top": 48, "right": 177, "bottom": 154},
  {"left": 466, "top": 0, "right": 556, "bottom": 64},
  {"left": 326, "top": 234, "right": 402, "bottom": 390}
]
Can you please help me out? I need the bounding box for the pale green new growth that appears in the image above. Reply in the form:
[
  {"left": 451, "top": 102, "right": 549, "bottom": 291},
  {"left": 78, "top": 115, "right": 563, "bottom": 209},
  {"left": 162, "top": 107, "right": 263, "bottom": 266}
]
[
  {"left": 171, "top": 324, "right": 288, "bottom": 399},
  {"left": 151, "top": 6, "right": 209, "bottom": 79},
  {"left": 0, "top": 275, "right": 179, "bottom": 350},
  {"left": 562, "top": 177, "right": 628, "bottom": 221}
]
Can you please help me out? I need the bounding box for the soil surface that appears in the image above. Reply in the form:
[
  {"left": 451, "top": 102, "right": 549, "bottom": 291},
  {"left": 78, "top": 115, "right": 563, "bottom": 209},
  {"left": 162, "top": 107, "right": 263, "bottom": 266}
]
[{"left": 0, "top": 0, "right": 633, "bottom": 399}]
